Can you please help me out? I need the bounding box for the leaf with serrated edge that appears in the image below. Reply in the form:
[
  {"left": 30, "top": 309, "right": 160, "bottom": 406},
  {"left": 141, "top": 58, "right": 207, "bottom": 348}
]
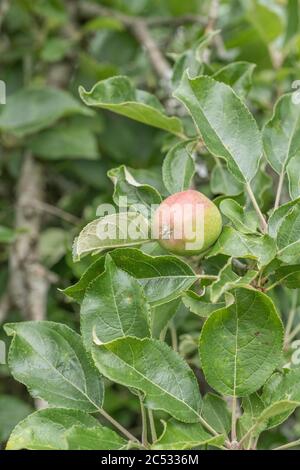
[
  {"left": 220, "top": 199, "right": 258, "bottom": 234},
  {"left": 4, "top": 322, "right": 103, "bottom": 412},
  {"left": 92, "top": 336, "right": 202, "bottom": 423},
  {"left": 162, "top": 141, "right": 195, "bottom": 194},
  {"left": 182, "top": 290, "right": 226, "bottom": 317},
  {"left": 263, "top": 94, "right": 300, "bottom": 175},
  {"left": 268, "top": 197, "right": 300, "bottom": 238},
  {"left": 151, "top": 419, "right": 225, "bottom": 450},
  {"left": 79, "top": 76, "right": 183, "bottom": 136},
  {"left": 174, "top": 73, "right": 262, "bottom": 183},
  {"left": 202, "top": 393, "right": 231, "bottom": 435},
  {"left": 199, "top": 287, "right": 283, "bottom": 397},
  {"left": 6, "top": 408, "right": 99, "bottom": 450},
  {"left": 261, "top": 368, "right": 300, "bottom": 428},
  {"left": 209, "top": 259, "right": 257, "bottom": 303},
  {"left": 273, "top": 265, "right": 300, "bottom": 289},
  {"left": 65, "top": 425, "right": 126, "bottom": 450},
  {"left": 108, "top": 165, "right": 161, "bottom": 211},
  {"left": 74, "top": 212, "right": 150, "bottom": 259},
  {"left": 207, "top": 226, "right": 276, "bottom": 267},
  {"left": 65, "top": 248, "right": 197, "bottom": 306},
  {"left": 211, "top": 162, "right": 243, "bottom": 196},
  {"left": 81, "top": 255, "right": 150, "bottom": 350},
  {"left": 277, "top": 203, "right": 300, "bottom": 263},
  {"left": 213, "top": 61, "right": 256, "bottom": 99},
  {"left": 287, "top": 155, "right": 300, "bottom": 200},
  {"left": 0, "top": 87, "right": 92, "bottom": 137}
]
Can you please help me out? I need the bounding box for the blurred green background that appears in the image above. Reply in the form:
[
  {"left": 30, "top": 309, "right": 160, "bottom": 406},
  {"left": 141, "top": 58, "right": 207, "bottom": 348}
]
[{"left": 0, "top": 0, "right": 300, "bottom": 449}]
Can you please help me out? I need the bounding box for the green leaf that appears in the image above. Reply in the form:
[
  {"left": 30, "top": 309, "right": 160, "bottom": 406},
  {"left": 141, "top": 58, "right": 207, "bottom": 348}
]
[
  {"left": 287, "top": 156, "right": 300, "bottom": 200},
  {"left": 0, "top": 87, "right": 92, "bottom": 137},
  {"left": 273, "top": 265, "right": 300, "bottom": 289},
  {"left": 209, "top": 259, "right": 257, "bottom": 303},
  {"left": 202, "top": 393, "right": 231, "bottom": 435},
  {"left": 268, "top": 198, "right": 300, "bottom": 238},
  {"left": 4, "top": 322, "right": 104, "bottom": 412},
  {"left": 79, "top": 76, "right": 183, "bottom": 136},
  {"left": 40, "top": 37, "right": 72, "bottom": 63},
  {"left": 83, "top": 16, "right": 124, "bottom": 33},
  {"left": 62, "top": 255, "right": 105, "bottom": 302},
  {"left": 0, "top": 395, "right": 33, "bottom": 443},
  {"left": 38, "top": 228, "right": 69, "bottom": 268},
  {"left": 220, "top": 199, "right": 258, "bottom": 234},
  {"left": 211, "top": 162, "right": 244, "bottom": 196},
  {"left": 213, "top": 61, "right": 256, "bottom": 99},
  {"left": 171, "top": 31, "right": 218, "bottom": 87},
  {"left": 107, "top": 165, "right": 161, "bottom": 212},
  {"left": 65, "top": 248, "right": 197, "bottom": 306},
  {"left": 285, "top": 0, "right": 300, "bottom": 43},
  {"left": 207, "top": 226, "right": 276, "bottom": 267},
  {"left": 92, "top": 337, "right": 202, "bottom": 423},
  {"left": 263, "top": 94, "right": 300, "bottom": 175},
  {"left": 182, "top": 290, "right": 226, "bottom": 318},
  {"left": 6, "top": 408, "right": 99, "bottom": 450},
  {"left": 81, "top": 255, "right": 150, "bottom": 350},
  {"left": 242, "top": 400, "right": 300, "bottom": 441},
  {"left": 162, "top": 140, "right": 195, "bottom": 194},
  {"left": 199, "top": 287, "right": 283, "bottom": 397},
  {"left": 242, "top": 393, "right": 265, "bottom": 421},
  {"left": 73, "top": 212, "right": 150, "bottom": 260},
  {"left": 277, "top": 203, "right": 300, "bottom": 263},
  {"left": 250, "top": 164, "right": 273, "bottom": 211},
  {"left": 152, "top": 419, "right": 225, "bottom": 450},
  {"left": 238, "top": 393, "right": 266, "bottom": 442},
  {"left": 246, "top": 0, "right": 283, "bottom": 44},
  {"left": 129, "top": 166, "right": 166, "bottom": 195},
  {"left": 109, "top": 249, "right": 197, "bottom": 306},
  {"left": 28, "top": 121, "right": 98, "bottom": 160},
  {"left": 151, "top": 298, "right": 185, "bottom": 338},
  {"left": 65, "top": 425, "right": 126, "bottom": 450},
  {"left": 174, "top": 73, "right": 262, "bottom": 183},
  {"left": 261, "top": 368, "right": 300, "bottom": 428}
]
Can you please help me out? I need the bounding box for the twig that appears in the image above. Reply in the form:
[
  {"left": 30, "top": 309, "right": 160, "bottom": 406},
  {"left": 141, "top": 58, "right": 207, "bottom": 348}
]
[
  {"left": 99, "top": 408, "right": 140, "bottom": 444},
  {"left": 147, "top": 14, "right": 206, "bottom": 27},
  {"left": 0, "top": 0, "right": 10, "bottom": 32},
  {"left": 205, "top": 0, "right": 219, "bottom": 33},
  {"left": 231, "top": 396, "right": 237, "bottom": 443},
  {"left": 239, "top": 422, "right": 257, "bottom": 447},
  {"left": 159, "top": 324, "right": 168, "bottom": 342},
  {"left": 32, "top": 199, "right": 80, "bottom": 225},
  {"left": 79, "top": 1, "right": 204, "bottom": 85},
  {"left": 148, "top": 409, "right": 157, "bottom": 443},
  {"left": 273, "top": 438, "right": 300, "bottom": 450},
  {"left": 138, "top": 392, "right": 149, "bottom": 448},
  {"left": 131, "top": 20, "right": 171, "bottom": 81},
  {"left": 246, "top": 183, "right": 268, "bottom": 233},
  {"left": 79, "top": 2, "right": 206, "bottom": 28},
  {"left": 196, "top": 274, "right": 218, "bottom": 280},
  {"left": 274, "top": 169, "right": 285, "bottom": 210},
  {"left": 265, "top": 279, "right": 281, "bottom": 292}
]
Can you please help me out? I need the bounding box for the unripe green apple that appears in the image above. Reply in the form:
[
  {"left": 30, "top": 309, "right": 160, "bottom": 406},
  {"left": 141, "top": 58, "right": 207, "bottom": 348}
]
[{"left": 153, "top": 190, "right": 222, "bottom": 256}]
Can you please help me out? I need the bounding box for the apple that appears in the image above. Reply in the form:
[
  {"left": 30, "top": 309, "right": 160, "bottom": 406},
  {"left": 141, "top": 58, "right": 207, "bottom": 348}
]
[{"left": 153, "top": 189, "right": 222, "bottom": 255}]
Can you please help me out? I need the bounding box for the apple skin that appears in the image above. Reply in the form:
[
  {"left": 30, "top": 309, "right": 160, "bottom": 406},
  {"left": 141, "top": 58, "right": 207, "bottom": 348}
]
[{"left": 153, "top": 190, "right": 222, "bottom": 256}]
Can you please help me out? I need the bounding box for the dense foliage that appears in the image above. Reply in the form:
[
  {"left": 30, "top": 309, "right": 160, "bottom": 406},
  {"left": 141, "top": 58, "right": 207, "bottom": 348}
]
[{"left": 1, "top": 0, "right": 300, "bottom": 451}]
